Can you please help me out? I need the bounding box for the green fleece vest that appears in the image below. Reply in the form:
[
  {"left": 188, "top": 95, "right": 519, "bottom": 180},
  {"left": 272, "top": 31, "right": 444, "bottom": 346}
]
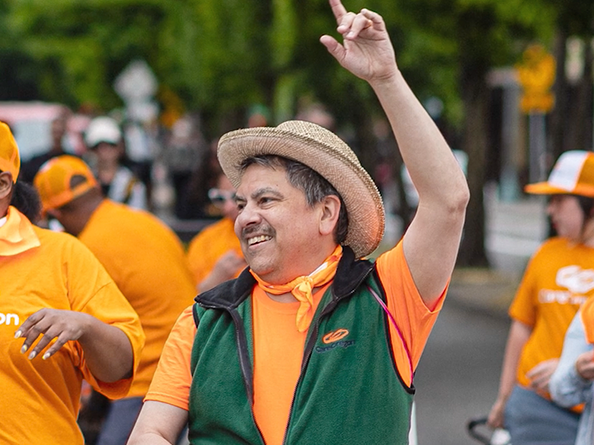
[{"left": 188, "top": 247, "right": 414, "bottom": 444}]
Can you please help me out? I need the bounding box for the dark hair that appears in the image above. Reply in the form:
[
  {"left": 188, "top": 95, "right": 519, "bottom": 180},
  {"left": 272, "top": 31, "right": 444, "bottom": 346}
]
[
  {"left": 239, "top": 155, "right": 349, "bottom": 244},
  {"left": 10, "top": 181, "right": 42, "bottom": 223},
  {"left": 577, "top": 195, "right": 594, "bottom": 219}
]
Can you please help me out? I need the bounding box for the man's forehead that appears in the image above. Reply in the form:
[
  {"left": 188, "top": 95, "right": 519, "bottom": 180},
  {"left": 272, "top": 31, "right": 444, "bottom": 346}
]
[
  {"left": 238, "top": 163, "right": 286, "bottom": 184},
  {"left": 236, "top": 166, "right": 300, "bottom": 199}
]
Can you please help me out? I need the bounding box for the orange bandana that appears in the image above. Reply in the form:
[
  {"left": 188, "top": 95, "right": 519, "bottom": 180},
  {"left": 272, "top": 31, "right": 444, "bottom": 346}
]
[
  {"left": 251, "top": 245, "right": 343, "bottom": 332},
  {"left": 0, "top": 206, "right": 41, "bottom": 256}
]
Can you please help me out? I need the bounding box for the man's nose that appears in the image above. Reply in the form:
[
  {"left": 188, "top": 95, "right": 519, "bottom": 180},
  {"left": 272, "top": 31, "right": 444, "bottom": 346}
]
[{"left": 235, "top": 202, "right": 260, "bottom": 228}]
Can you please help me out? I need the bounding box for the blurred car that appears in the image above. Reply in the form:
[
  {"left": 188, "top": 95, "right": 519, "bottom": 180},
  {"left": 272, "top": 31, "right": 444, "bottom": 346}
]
[{"left": 0, "top": 101, "right": 91, "bottom": 161}]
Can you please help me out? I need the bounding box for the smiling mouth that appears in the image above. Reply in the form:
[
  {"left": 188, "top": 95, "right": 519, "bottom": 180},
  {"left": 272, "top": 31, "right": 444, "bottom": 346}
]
[{"left": 247, "top": 235, "right": 272, "bottom": 246}]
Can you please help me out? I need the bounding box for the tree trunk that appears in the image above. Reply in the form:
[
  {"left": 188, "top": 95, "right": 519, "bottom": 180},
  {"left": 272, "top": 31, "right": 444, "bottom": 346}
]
[
  {"left": 571, "top": 41, "right": 593, "bottom": 152},
  {"left": 457, "top": 64, "right": 490, "bottom": 267},
  {"left": 550, "top": 29, "right": 569, "bottom": 162}
]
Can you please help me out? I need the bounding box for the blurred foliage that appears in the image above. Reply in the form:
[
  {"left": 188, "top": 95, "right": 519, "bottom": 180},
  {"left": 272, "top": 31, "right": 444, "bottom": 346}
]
[
  {"left": 1, "top": 0, "right": 591, "bottom": 266},
  {"left": 0, "top": 0, "right": 591, "bottom": 143},
  {"left": 0, "top": 0, "right": 563, "bottom": 128}
]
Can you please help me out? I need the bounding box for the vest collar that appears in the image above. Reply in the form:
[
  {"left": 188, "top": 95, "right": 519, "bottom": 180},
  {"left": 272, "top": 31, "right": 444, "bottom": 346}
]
[{"left": 195, "top": 246, "right": 375, "bottom": 311}]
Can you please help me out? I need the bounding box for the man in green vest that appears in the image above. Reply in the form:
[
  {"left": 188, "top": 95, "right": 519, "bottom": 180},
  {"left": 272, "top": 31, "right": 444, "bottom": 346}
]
[{"left": 128, "top": 1, "right": 470, "bottom": 444}]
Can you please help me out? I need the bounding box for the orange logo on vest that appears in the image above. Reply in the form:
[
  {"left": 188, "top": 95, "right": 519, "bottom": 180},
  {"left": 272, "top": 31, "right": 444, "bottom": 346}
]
[{"left": 322, "top": 328, "right": 349, "bottom": 344}]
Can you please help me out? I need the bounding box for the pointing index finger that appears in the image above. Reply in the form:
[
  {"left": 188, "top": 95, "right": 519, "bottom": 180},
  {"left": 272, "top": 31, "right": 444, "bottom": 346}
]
[{"left": 328, "top": 0, "right": 348, "bottom": 23}]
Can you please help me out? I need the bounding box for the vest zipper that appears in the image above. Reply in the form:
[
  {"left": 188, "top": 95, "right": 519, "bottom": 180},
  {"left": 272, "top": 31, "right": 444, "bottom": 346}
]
[
  {"left": 281, "top": 284, "right": 362, "bottom": 445},
  {"left": 229, "top": 307, "right": 266, "bottom": 445}
]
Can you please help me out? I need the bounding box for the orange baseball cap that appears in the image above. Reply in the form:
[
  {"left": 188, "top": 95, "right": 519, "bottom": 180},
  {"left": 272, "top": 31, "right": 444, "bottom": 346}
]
[
  {"left": 34, "top": 155, "right": 98, "bottom": 213},
  {"left": 0, "top": 121, "right": 20, "bottom": 183},
  {"left": 525, "top": 150, "right": 594, "bottom": 198}
]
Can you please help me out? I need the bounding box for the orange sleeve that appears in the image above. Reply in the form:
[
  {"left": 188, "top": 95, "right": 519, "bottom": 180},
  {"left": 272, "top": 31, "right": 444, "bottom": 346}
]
[
  {"left": 375, "top": 241, "right": 445, "bottom": 387},
  {"left": 144, "top": 305, "right": 196, "bottom": 410},
  {"left": 186, "top": 230, "right": 216, "bottom": 287}
]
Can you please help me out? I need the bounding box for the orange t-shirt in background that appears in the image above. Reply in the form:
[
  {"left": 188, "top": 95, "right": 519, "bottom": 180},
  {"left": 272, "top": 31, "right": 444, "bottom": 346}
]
[
  {"left": 78, "top": 200, "right": 197, "bottom": 398},
  {"left": 509, "top": 237, "right": 594, "bottom": 391},
  {"left": 186, "top": 217, "right": 242, "bottom": 287},
  {"left": 146, "top": 241, "right": 443, "bottom": 445}
]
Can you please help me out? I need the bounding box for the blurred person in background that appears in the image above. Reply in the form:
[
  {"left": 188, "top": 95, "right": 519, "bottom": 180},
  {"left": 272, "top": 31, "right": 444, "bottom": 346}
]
[
  {"left": 84, "top": 116, "right": 148, "bottom": 210},
  {"left": 175, "top": 139, "right": 223, "bottom": 220},
  {"left": 295, "top": 101, "right": 336, "bottom": 131},
  {"left": 161, "top": 115, "right": 206, "bottom": 219},
  {"left": 488, "top": 150, "right": 594, "bottom": 445},
  {"left": 20, "top": 113, "right": 72, "bottom": 184},
  {"left": 247, "top": 103, "right": 270, "bottom": 128},
  {"left": 0, "top": 121, "right": 144, "bottom": 444},
  {"left": 186, "top": 170, "right": 245, "bottom": 292},
  {"left": 121, "top": 118, "right": 158, "bottom": 208},
  {"left": 550, "top": 298, "right": 594, "bottom": 445},
  {"left": 34, "top": 155, "right": 196, "bottom": 445}
]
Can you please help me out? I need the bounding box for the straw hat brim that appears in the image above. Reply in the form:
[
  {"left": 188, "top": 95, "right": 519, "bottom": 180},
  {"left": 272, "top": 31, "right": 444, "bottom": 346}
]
[{"left": 217, "top": 121, "right": 385, "bottom": 258}]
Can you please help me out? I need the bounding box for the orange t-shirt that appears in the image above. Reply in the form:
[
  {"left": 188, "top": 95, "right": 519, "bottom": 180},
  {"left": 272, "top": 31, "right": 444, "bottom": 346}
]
[
  {"left": 0, "top": 207, "right": 144, "bottom": 444},
  {"left": 146, "top": 241, "right": 443, "bottom": 445},
  {"left": 78, "top": 200, "right": 197, "bottom": 397},
  {"left": 186, "top": 217, "right": 243, "bottom": 287},
  {"left": 509, "top": 237, "right": 594, "bottom": 390}
]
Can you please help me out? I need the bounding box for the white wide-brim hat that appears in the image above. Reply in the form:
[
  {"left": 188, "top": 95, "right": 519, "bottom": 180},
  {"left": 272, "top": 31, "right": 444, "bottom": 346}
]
[{"left": 217, "top": 120, "right": 385, "bottom": 258}]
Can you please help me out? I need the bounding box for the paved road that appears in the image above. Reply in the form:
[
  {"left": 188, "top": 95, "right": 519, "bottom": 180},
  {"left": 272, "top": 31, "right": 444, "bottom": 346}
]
[{"left": 413, "top": 299, "right": 511, "bottom": 445}]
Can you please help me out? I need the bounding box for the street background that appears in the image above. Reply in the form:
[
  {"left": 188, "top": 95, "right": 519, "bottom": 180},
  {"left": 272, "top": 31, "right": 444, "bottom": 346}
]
[{"left": 411, "top": 187, "right": 547, "bottom": 444}]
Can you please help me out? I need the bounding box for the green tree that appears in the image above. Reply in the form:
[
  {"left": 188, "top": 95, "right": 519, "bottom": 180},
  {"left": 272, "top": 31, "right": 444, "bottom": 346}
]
[{"left": 395, "top": 0, "right": 556, "bottom": 266}]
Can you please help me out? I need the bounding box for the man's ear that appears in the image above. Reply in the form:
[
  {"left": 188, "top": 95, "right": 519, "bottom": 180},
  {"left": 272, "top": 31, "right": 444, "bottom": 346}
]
[
  {"left": 0, "top": 172, "right": 14, "bottom": 201},
  {"left": 319, "top": 195, "right": 341, "bottom": 236}
]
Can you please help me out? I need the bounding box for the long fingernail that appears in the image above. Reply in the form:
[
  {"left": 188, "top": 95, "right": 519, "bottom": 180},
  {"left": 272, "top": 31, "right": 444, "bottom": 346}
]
[
  {"left": 28, "top": 351, "right": 37, "bottom": 360},
  {"left": 42, "top": 352, "right": 50, "bottom": 360},
  {"left": 14, "top": 330, "right": 22, "bottom": 339},
  {"left": 21, "top": 344, "right": 28, "bottom": 354}
]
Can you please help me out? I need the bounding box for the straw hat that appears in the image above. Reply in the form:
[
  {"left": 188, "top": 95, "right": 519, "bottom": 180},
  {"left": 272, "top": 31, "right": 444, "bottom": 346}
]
[
  {"left": 525, "top": 150, "right": 594, "bottom": 197},
  {"left": 217, "top": 120, "right": 385, "bottom": 258}
]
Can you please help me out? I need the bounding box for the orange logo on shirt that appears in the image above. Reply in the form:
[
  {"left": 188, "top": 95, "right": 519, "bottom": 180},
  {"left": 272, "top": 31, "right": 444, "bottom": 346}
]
[{"left": 322, "top": 328, "right": 349, "bottom": 344}]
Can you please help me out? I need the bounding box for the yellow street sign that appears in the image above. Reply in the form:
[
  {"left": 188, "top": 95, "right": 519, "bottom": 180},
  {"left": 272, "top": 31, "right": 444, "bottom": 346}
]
[{"left": 516, "top": 45, "right": 556, "bottom": 113}]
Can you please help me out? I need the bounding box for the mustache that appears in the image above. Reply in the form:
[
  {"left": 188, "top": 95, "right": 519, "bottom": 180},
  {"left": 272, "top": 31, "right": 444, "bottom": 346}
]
[{"left": 241, "top": 224, "right": 275, "bottom": 240}]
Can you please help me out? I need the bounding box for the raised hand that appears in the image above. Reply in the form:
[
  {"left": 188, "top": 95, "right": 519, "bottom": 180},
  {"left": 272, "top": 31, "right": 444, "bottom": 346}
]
[
  {"left": 576, "top": 350, "right": 594, "bottom": 380},
  {"left": 526, "top": 358, "right": 559, "bottom": 395},
  {"left": 320, "top": 0, "right": 397, "bottom": 84},
  {"left": 212, "top": 251, "right": 247, "bottom": 281},
  {"left": 199, "top": 250, "right": 247, "bottom": 292}
]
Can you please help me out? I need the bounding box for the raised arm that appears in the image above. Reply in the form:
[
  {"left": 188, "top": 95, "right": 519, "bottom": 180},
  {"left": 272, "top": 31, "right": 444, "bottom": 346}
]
[{"left": 320, "top": 0, "right": 469, "bottom": 306}]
